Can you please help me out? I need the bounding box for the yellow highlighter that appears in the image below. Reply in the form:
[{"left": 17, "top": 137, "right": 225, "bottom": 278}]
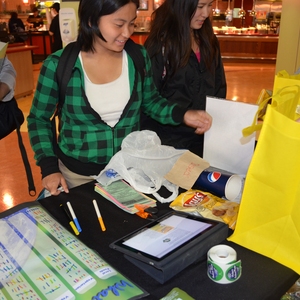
[
  {"left": 60, "top": 204, "right": 80, "bottom": 235},
  {"left": 93, "top": 199, "right": 106, "bottom": 231}
]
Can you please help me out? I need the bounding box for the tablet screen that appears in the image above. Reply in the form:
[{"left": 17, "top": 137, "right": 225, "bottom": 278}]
[{"left": 116, "top": 213, "right": 216, "bottom": 260}]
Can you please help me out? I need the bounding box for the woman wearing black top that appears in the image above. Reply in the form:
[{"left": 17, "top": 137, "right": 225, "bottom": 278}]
[{"left": 142, "top": 0, "right": 226, "bottom": 157}]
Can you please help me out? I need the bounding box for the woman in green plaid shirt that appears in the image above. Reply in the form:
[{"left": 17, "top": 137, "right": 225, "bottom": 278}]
[{"left": 27, "top": 0, "right": 212, "bottom": 197}]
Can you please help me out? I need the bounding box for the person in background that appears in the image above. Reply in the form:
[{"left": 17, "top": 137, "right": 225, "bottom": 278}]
[
  {"left": 27, "top": 0, "right": 212, "bottom": 197},
  {"left": 8, "top": 12, "right": 25, "bottom": 33},
  {"left": 27, "top": 7, "right": 43, "bottom": 29},
  {"left": 49, "top": 2, "right": 62, "bottom": 53},
  {"left": 142, "top": 0, "right": 226, "bottom": 157},
  {"left": 8, "top": 12, "right": 26, "bottom": 43},
  {"left": 0, "top": 57, "right": 16, "bottom": 102}
]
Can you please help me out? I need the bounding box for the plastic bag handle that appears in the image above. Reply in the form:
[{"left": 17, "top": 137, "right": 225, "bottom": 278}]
[{"left": 152, "top": 181, "right": 179, "bottom": 203}]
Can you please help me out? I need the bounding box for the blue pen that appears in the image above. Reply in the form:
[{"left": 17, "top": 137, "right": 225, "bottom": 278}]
[{"left": 67, "top": 201, "right": 82, "bottom": 232}]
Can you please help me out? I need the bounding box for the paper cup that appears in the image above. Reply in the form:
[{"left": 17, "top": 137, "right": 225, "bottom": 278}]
[{"left": 193, "top": 171, "right": 242, "bottom": 201}]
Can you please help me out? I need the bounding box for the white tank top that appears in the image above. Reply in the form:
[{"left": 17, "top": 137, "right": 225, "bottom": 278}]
[{"left": 80, "top": 51, "right": 130, "bottom": 127}]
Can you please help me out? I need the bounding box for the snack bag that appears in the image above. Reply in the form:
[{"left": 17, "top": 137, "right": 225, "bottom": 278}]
[{"left": 170, "top": 189, "right": 239, "bottom": 229}]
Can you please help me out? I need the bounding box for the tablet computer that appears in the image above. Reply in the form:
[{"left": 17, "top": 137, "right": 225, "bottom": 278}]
[{"left": 110, "top": 211, "right": 228, "bottom": 269}]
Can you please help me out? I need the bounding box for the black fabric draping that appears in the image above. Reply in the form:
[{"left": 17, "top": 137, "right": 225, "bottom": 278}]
[{"left": 39, "top": 181, "right": 298, "bottom": 300}]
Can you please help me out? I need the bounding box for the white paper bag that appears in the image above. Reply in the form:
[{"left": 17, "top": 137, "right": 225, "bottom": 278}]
[{"left": 203, "top": 97, "right": 257, "bottom": 176}]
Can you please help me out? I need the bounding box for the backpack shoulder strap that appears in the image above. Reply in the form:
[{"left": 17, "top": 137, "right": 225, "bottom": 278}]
[
  {"left": 52, "top": 42, "right": 80, "bottom": 153},
  {"left": 56, "top": 41, "right": 81, "bottom": 114},
  {"left": 125, "top": 38, "right": 146, "bottom": 84},
  {"left": 11, "top": 97, "right": 36, "bottom": 196}
]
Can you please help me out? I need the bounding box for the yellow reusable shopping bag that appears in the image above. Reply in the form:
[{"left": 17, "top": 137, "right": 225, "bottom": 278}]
[
  {"left": 273, "top": 70, "right": 300, "bottom": 96},
  {"left": 243, "top": 70, "right": 300, "bottom": 136},
  {"left": 228, "top": 84, "right": 300, "bottom": 274}
]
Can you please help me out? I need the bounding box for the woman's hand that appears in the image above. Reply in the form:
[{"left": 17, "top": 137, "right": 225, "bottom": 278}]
[
  {"left": 183, "top": 110, "right": 212, "bottom": 134},
  {"left": 42, "top": 173, "right": 69, "bottom": 196}
]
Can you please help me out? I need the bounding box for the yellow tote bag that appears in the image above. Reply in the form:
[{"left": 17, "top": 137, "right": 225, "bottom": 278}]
[
  {"left": 228, "top": 84, "right": 300, "bottom": 274},
  {"left": 273, "top": 70, "right": 300, "bottom": 95},
  {"left": 243, "top": 70, "right": 300, "bottom": 137}
]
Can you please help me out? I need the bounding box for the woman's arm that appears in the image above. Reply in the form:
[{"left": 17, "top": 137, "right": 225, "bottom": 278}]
[
  {"left": 0, "top": 82, "right": 10, "bottom": 101},
  {"left": 27, "top": 55, "right": 61, "bottom": 176},
  {"left": 0, "top": 58, "right": 16, "bottom": 102}
]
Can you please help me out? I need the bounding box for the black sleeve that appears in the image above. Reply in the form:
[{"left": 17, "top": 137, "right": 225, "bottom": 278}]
[
  {"left": 214, "top": 38, "right": 227, "bottom": 99},
  {"left": 149, "top": 51, "right": 195, "bottom": 110},
  {"left": 148, "top": 51, "right": 166, "bottom": 92}
]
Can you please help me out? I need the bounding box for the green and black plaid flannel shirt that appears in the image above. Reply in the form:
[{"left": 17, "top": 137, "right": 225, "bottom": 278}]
[{"left": 27, "top": 46, "right": 185, "bottom": 177}]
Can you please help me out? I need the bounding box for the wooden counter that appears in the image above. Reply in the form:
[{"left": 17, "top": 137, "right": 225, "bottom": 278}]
[
  {"left": 26, "top": 31, "right": 52, "bottom": 60},
  {"left": 132, "top": 32, "right": 278, "bottom": 63},
  {"left": 131, "top": 31, "right": 149, "bottom": 45},
  {"left": 11, "top": 30, "right": 52, "bottom": 63},
  {"left": 7, "top": 44, "right": 38, "bottom": 99},
  {"left": 216, "top": 34, "right": 279, "bottom": 62}
]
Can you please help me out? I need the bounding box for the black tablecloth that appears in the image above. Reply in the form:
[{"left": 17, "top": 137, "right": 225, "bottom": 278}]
[{"left": 39, "top": 181, "right": 298, "bottom": 300}]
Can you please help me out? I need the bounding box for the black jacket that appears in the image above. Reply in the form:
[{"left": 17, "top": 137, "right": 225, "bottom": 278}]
[
  {"left": 8, "top": 17, "right": 25, "bottom": 33},
  {"left": 49, "top": 15, "right": 62, "bottom": 53},
  {"left": 142, "top": 38, "right": 227, "bottom": 157}
]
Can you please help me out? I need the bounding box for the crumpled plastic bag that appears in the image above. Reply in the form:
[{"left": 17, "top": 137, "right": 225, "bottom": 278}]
[{"left": 94, "top": 130, "right": 187, "bottom": 203}]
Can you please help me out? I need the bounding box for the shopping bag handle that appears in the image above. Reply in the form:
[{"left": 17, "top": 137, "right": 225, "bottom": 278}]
[
  {"left": 242, "top": 95, "right": 272, "bottom": 137},
  {"left": 276, "top": 70, "right": 300, "bottom": 81},
  {"left": 243, "top": 85, "right": 300, "bottom": 137}
]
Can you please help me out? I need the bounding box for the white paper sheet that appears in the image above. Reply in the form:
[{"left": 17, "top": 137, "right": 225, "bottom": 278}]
[{"left": 203, "top": 97, "right": 258, "bottom": 177}]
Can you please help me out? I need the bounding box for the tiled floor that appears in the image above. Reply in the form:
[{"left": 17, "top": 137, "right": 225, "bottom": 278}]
[{"left": 0, "top": 61, "right": 277, "bottom": 212}]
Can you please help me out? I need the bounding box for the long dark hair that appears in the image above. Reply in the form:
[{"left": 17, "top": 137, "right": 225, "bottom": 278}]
[
  {"left": 77, "top": 0, "right": 139, "bottom": 52},
  {"left": 145, "top": 0, "right": 218, "bottom": 77}
]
